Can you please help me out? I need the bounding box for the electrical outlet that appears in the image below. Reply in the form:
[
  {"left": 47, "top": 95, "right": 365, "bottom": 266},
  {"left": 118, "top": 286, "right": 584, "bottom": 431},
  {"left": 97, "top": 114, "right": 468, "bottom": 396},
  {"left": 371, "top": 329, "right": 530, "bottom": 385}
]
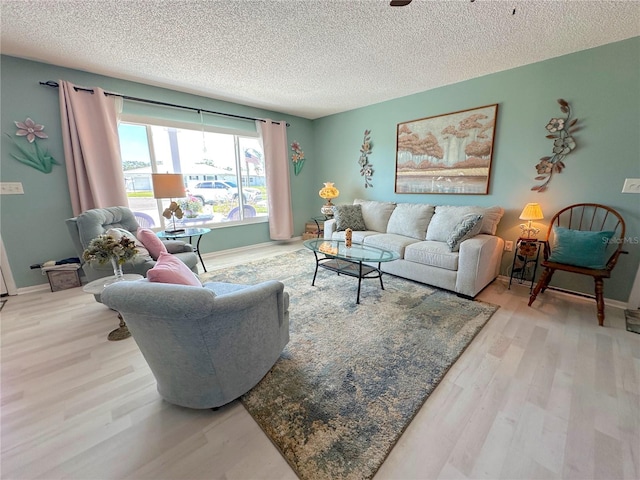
[
  {"left": 622, "top": 178, "right": 640, "bottom": 193},
  {"left": 504, "top": 240, "right": 513, "bottom": 252},
  {"left": 0, "top": 182, "right": 24, "bottom": 194}
]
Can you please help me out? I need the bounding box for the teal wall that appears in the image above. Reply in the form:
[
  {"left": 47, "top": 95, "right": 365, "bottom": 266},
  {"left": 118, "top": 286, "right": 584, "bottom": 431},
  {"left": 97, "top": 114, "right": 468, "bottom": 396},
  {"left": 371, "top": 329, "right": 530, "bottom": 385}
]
[
  {"left": 0, "top": 55, "right": 316, "bottom": 289},
  {"left": 313, "top": 37, "right": 640, "bottom": 302},
  {"left": 2, "top": 37, "right": 639, "bottom": 301}
]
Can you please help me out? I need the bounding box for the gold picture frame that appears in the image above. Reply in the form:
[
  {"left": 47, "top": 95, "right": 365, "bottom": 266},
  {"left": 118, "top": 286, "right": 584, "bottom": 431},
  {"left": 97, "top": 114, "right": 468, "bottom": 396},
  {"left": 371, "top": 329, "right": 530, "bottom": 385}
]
[{"left": 395, "top": 104, "right": 498, "bottom": 194}]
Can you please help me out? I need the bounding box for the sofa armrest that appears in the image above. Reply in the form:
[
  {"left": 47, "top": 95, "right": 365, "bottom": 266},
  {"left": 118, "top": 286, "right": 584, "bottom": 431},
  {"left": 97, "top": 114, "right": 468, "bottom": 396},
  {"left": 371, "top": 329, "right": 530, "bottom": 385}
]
[
  {"left": 324, "top": 219, "right": 337, "bottom": 239},
  {"left": 163, "top": 240, "right": 194, "bottom": 253},
  {"left": 455, "top": 234, "right": 505, "bottom": 297}
]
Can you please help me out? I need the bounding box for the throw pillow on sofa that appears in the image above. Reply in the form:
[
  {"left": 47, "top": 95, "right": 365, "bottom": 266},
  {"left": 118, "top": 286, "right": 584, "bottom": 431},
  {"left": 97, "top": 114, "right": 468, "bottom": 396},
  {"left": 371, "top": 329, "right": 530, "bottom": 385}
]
[
  {"left": 426, "top": 205, "right": 504, "bottom": 241},
  {"left": 333, "top": 204, "right": 366, "bottom": 231},
  {"left": 354, "top": 199, "right": 396, "bottom": 232},
  {"left": 147, "top": 252, "right": 202, "bottom": 286},
  {"left": 446, "top": 214, "right": 483, "bottom": 252},
  {"left": 386, "top": 203, "right": 435, "bottom": 240}
]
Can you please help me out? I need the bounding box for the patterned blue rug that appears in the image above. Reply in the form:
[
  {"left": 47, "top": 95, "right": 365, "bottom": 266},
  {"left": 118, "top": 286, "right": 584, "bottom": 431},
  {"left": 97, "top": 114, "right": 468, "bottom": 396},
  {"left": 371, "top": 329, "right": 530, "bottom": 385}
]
[{"left": 201, "top": 249, "right": 498, "bottom": 480}]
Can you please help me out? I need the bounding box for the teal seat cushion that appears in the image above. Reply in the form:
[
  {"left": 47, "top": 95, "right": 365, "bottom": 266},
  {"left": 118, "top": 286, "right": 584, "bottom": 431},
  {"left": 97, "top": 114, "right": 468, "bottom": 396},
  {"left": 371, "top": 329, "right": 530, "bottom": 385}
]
[{"left": 548, "top": 226, "right": 615, "bottom": 269}]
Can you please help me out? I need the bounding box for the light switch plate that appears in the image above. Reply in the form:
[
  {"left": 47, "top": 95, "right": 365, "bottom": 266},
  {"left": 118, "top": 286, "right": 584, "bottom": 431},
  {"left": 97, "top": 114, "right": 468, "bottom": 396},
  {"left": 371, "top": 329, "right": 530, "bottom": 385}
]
[
  {"left": 622, "top": 178, "right": 640, "bottom": 193},
  {"left": 0, "top": 182, "right": 24, "bottom": 194}
]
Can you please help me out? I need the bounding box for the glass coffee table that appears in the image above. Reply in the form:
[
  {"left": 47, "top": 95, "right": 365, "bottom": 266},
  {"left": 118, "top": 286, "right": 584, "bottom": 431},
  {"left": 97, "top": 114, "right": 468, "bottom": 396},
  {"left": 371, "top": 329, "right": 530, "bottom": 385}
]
[{"left": 303, "top": 239, "right": 399, "bottom": 304}]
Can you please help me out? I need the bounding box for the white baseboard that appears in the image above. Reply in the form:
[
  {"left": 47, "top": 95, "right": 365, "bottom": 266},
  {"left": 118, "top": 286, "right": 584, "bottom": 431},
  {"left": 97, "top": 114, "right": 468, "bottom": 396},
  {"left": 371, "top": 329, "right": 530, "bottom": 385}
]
[
  {"left": 15, "top": 283, "right": 51, "bottom": 295},
  {"left": 497, "top": 275, "right": 629, "bottom": 310},
  {"left": 199, "top": 237, "right": 303, "bottom": 262}
]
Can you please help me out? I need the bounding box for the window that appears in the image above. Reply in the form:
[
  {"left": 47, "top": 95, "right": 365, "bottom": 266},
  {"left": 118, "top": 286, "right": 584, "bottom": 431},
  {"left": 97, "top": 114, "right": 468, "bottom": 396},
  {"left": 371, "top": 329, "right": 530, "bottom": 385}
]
[{"left": 118, "top": 119, "right": 267, "bottom": 229}]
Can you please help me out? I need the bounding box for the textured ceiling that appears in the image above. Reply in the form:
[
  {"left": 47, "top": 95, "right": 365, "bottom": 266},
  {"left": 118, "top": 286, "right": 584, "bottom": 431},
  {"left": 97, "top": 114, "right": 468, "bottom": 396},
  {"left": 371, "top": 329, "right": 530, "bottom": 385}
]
[{"left": 1, "top": 0, "right": 638, "bottom": 119}]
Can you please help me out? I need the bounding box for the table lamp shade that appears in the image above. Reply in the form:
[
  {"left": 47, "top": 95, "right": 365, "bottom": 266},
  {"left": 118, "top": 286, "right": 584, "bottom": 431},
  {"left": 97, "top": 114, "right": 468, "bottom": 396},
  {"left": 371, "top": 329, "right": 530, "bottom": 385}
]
[
  {"left": 319, "top": 182, "right": 339, "bottom": 200},
  {"left": 519, "top": 203, "right": 544, "bottom": 239},
  {"left": 319, "top": 182, "right": 339, "bottom": 217},
  {"left": 519, "top": 203, "right": 544, "bottom": 221},
  {"left": 152, "top": 173, "right": 185, "bottom": 199}
]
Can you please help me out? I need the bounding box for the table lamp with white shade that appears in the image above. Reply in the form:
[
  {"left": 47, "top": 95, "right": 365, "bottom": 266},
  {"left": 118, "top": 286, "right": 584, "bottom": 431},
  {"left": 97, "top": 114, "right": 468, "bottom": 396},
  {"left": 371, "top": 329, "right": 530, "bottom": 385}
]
[{"left": 519, "top": 203, "right": 544, "bottom": 239}]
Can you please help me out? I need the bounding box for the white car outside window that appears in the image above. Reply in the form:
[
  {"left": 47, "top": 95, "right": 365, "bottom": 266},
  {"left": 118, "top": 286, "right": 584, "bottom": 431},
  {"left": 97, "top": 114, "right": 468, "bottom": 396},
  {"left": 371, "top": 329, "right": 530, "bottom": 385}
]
[{"left": 188, "top": 181, "right": 260, "bottom": 204}]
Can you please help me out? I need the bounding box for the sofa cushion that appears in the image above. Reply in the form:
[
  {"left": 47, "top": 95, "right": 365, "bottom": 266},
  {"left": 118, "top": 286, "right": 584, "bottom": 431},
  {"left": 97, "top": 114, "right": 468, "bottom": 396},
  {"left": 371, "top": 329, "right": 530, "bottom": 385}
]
[
  {"left": 404, "top": 241, "right": 459, "bottom": 271},
  {"left": 147, "top": 252, "right": 202, "bottom": 286},
  {"left": 446, "top": 214, "right": 483, "bottom": 252},
  {"left": 333, "top": 204, "right": 366, "bottom": 231},
  {"left": 426, "top": 205, "right": 504, "bottom": 241},
  {"left": 354, "top": 199, "right": 396, "bottom": 232},
  {"left": 386, "top": 203, "right": 435, "bottom": 240},
  {"left": 363, "top": 233, "right": 420, "bottom": 258}
]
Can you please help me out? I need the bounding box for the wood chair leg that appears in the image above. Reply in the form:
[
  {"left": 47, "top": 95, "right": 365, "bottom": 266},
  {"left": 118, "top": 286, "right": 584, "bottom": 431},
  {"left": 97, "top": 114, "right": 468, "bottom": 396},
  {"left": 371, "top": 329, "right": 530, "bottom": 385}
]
[
  {"left": 529, "top": 268, "right": 551, "bottom": 306},
  {"left": 540, "top": 269, "right": 555, "bottom": 293},
  {"left": 595, "top": 277, "right": 605, "bottom": 326}
]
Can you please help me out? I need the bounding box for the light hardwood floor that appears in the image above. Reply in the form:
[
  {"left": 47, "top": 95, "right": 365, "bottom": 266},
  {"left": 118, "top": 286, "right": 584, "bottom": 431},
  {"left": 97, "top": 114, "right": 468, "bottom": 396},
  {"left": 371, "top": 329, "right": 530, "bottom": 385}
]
[{"left": 2, "top": 241, "right": 638, "bottom": 480}]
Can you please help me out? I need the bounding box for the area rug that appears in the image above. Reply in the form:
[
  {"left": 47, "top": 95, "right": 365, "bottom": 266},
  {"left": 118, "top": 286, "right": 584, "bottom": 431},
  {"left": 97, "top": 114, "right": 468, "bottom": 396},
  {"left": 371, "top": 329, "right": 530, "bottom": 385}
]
[{"left": 200, "top": 249, "right": 499, "bottom": 480}]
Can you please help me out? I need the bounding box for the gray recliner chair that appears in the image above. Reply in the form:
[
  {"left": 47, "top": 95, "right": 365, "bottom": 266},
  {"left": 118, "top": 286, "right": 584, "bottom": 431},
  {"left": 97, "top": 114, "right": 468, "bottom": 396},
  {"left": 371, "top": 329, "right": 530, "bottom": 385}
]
[
  {"left": 66, "top": 206, "right": 199, "bottom": 284},
  {"left": 101, "top": 279, "right": 290, "bottom": 409}
]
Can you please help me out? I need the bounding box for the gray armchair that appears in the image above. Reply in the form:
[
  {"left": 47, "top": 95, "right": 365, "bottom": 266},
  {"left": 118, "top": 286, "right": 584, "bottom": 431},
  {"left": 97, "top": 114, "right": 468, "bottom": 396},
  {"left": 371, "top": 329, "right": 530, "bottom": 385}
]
[
  {"left": 101, "top": 279, "right": 290, "bottom": 409},
  {"left": 66, "top": 206, "right": 199, "bottom": 283}
]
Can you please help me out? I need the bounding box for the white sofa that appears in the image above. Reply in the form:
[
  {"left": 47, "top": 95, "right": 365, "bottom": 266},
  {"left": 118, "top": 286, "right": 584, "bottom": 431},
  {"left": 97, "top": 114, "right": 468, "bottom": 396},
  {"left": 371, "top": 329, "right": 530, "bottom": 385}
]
[{"left": 324, "top": 199, "right": 505, "bottom": 298}]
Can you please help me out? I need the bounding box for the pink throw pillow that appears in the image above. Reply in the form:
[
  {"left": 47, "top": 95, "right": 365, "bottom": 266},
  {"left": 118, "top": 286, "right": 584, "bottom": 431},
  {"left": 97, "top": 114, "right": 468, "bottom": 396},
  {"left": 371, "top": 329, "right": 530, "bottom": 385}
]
[
  {"left": 147, "top": 252, "right": 202, "bottom": 286},
  {"left": 136, "top": 228, "right": 168, "bottom": 260}
]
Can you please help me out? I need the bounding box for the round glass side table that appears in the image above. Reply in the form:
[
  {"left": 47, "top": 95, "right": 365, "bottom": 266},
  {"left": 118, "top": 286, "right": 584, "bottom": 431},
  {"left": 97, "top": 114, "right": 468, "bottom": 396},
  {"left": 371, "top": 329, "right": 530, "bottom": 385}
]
[{"left": 83, "top": 274, "right": 143, "bottom": 341}]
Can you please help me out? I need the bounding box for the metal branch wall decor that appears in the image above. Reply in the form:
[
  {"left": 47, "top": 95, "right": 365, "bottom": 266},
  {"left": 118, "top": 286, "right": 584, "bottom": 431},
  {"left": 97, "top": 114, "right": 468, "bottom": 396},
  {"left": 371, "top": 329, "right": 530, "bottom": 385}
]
[
  {"left": 6, "top": 117, "right": 59, "bottom": 173},
  {"left": 358, "top": 130, "right": 374, "bottom": 188},
  {"left": 532, "top": 99, "right": 581, "bottom": 192}
]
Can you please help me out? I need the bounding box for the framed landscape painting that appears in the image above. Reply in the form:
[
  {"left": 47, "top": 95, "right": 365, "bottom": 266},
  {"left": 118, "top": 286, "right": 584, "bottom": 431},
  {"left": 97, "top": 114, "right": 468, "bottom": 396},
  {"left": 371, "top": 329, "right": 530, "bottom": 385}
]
[{"left": 395, "top": 104, "right": 498, "bottom": 194}]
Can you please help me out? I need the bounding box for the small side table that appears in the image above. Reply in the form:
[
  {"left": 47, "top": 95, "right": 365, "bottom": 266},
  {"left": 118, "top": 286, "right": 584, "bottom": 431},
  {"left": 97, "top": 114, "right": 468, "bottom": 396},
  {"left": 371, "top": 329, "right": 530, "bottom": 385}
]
[
  {"left": 509, "top": 238, "right": 546, "bottom": 293},
  {"left": 157, "top": 227, "right": 211, "bottom": 272},
  {"left": 83, "top": 274, "right": 143, "bottom": 341},
  {"left": 311, "top": 215, "right": 328, "bottom": 238}
]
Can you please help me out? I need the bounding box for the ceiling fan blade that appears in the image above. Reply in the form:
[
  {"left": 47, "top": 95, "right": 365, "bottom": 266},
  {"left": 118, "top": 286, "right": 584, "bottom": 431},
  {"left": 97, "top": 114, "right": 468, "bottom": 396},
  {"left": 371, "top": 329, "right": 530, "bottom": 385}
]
[{"left": 390, "top": 0, "right": 412, "bottom": 6}]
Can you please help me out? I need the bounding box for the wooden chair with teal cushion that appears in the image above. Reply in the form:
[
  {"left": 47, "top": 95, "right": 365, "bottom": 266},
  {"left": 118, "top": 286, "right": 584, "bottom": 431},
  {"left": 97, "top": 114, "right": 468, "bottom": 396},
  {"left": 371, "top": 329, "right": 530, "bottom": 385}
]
[{"left": 528, "top": 203, "right": 626, "bottom": 326}]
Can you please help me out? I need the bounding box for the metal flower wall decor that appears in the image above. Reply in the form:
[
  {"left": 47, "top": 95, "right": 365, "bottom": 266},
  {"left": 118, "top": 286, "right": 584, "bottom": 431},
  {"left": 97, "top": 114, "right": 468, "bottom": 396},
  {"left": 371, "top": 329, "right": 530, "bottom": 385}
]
[
  {"left": 290, "top": 141, "right": 305, "bottom": 176},
  {"left": 6, "top": 118, "right": 59, "bottom": 173},
  {"left": 532, "top": 99, "right": 580, "bottom": 192},
  {"left": 358, "top": 129, "right": 374, "bottom": 188}
]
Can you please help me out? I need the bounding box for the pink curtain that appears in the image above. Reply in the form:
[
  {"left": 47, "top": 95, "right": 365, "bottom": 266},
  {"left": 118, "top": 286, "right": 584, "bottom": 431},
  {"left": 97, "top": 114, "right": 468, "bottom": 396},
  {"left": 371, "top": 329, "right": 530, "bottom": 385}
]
[
  {"left": 257, "top": 119, "right": 293, "bottom": 240},
  {"left": 59, "top": 80, "right": 128, "bottom": 216}
]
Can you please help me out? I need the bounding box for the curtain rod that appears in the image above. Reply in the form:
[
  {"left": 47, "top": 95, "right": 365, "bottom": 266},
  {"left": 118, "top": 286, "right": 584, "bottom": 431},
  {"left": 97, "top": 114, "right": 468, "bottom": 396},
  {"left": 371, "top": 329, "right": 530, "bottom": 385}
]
[{"left": 39, "top": 80, "right": 289, "bottom": 127}]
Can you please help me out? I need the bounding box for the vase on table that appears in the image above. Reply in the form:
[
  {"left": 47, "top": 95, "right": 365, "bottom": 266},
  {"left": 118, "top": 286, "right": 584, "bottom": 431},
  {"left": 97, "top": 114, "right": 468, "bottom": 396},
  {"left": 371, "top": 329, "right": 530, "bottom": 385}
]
[
  {"left": 107, "top": 256, "right": 131, "bottom": 341},
  {"left": 110, "top": 256, "right": 124, "bottom": 282}
]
